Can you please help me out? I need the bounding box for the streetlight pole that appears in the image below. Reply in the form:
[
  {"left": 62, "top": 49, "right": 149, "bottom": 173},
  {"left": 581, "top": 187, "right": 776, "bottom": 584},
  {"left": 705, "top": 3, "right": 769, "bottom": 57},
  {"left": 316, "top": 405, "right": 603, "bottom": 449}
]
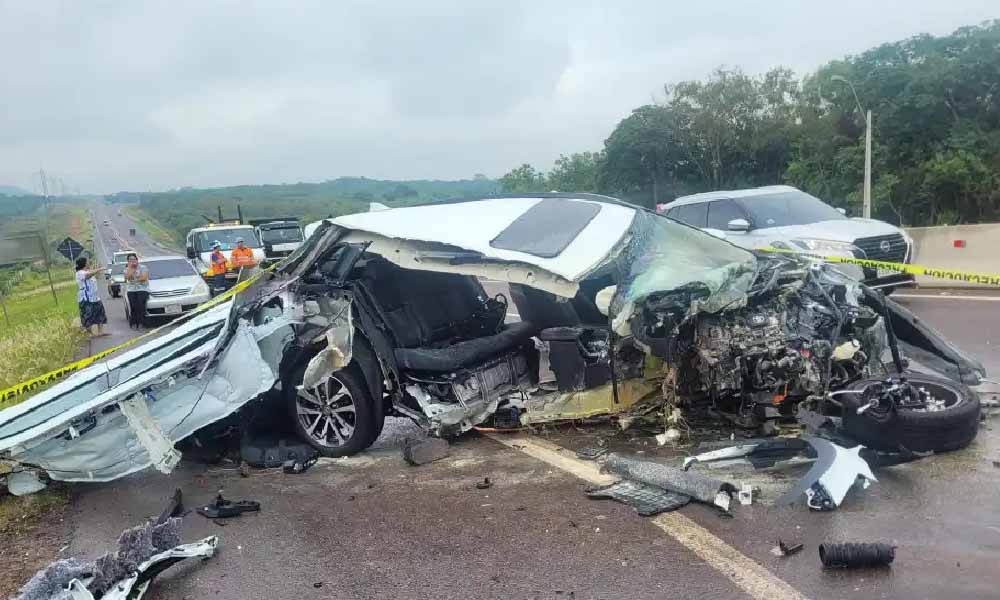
[{"left": 831, "top": 75, "right": 872, "bottom": 218}]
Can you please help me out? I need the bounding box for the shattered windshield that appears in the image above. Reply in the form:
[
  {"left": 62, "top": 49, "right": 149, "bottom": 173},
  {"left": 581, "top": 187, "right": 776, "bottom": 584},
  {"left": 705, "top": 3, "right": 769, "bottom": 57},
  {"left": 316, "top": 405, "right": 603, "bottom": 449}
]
[{"left": 612, "top": 210, "right": 757, "bottom": 315}]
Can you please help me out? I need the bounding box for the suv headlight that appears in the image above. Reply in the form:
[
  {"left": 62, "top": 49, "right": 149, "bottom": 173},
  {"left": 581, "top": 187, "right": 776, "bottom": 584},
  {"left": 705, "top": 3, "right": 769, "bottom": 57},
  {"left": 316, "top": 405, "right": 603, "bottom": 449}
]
[{"left": 789, "top": 238, "right": 860, "bottom": 258}]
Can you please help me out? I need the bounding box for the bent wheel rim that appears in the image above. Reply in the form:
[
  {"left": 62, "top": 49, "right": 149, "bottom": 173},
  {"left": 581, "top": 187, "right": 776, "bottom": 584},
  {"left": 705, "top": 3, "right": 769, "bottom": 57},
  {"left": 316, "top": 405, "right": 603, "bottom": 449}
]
[{"left": 296, "top": 375, "right": 357, "bottom": 447}]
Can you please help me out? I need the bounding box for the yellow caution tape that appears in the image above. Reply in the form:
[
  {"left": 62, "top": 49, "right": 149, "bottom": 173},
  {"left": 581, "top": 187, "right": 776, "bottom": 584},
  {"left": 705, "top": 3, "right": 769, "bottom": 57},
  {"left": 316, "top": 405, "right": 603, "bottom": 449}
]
[
  {"left": 760, "top": 247, "right": 1000, "bottom": 287},
  {"left": 0, "top": 266, "right": 274, "bottom": 410}
]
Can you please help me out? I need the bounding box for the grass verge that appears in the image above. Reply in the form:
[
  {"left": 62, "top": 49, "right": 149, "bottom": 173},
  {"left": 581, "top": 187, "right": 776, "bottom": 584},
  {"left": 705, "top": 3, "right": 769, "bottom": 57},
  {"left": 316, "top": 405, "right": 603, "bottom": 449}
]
[
  {"left": 122, "top": 205, "right": 182, "bottom": 250},
  {"left": 0, "top": 280, "right": 85, "bottom": 389}
]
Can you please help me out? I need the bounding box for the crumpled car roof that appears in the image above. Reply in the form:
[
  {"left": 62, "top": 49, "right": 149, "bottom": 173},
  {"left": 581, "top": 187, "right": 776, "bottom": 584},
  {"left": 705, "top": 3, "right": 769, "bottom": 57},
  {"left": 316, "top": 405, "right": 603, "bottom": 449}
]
[{"left": 332, "top": 196, "right": 636, "bottom": 282}]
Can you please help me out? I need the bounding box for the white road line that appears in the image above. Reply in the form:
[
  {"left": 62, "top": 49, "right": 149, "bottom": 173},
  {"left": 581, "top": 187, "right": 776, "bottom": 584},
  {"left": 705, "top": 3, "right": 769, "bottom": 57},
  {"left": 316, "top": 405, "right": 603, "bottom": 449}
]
[
  {"left": 486, "top": 433, "right": 805, "bottom": 600},
  {"left": 894, "top": 294, "right": 1000, "bottom": 301}
]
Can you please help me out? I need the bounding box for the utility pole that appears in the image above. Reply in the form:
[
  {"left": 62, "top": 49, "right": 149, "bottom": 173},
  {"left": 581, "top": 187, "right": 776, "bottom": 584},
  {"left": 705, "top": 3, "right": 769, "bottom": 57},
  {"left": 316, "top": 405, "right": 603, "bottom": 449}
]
[
  {"left": 831, "top": 75, "right": 873, "bottom": 218},
  {"left": 38, "top": 169, "right": 58, "bottom": 305},
  {"left": 863, "top": 109, "right": 872, "bottom": 219}
]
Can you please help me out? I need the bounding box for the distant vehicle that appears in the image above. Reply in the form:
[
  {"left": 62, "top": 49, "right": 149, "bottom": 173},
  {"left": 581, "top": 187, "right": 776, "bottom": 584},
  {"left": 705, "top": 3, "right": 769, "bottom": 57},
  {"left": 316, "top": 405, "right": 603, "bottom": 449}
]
[
  {"left": 105, "top": 263, "right": 126, "bottom": 298},
  {"left": 658, "top": 185, "right": 914, "bottom": 292},
  {"left": 129, "top": 227, "right": 136, "bottom": 237},
  {"left": 111, "top": 251, "right": 133, "bottom": 265},
  {"left": 124, "top": 256, "right": 211, "bottom": 324},
  {"left": 253, "top": 219, "right": 304, "bottom": 261},
  {"left": 185, "top": 224, "right": 265, "bottom": 288},
  {"left": 103, "top": 220, "right": 111, "bottom": 226}
]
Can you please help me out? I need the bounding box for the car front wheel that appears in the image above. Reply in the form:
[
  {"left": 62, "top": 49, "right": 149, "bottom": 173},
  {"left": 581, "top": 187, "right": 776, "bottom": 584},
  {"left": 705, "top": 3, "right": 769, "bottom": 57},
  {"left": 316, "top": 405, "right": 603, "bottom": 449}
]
[{"left": 286, "top": 363, "right": 376, "bottom": 457}]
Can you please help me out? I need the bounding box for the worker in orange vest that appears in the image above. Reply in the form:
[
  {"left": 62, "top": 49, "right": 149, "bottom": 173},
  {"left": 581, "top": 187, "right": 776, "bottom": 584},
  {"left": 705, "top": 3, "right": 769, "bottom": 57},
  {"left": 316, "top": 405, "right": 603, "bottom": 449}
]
[
  {"left": 208, "top": 241, "right": 228, "bottom": 295},
  {"left": 231, "top": 237, "right": 257, "bottom": 269}
]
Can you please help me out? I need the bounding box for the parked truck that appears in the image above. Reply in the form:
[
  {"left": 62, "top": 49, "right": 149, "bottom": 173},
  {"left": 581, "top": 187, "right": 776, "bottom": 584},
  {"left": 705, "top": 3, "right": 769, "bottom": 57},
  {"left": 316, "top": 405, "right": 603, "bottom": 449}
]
[{"left": 184, "top": 205, "right": 265, "bottom": 292}]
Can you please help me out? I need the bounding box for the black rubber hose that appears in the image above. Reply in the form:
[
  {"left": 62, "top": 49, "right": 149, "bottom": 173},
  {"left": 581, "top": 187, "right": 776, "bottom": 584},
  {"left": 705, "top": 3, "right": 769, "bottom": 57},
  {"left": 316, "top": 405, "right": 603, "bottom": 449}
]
[{"left": 819, "top": 542, "right": 896, "bottom": 568}]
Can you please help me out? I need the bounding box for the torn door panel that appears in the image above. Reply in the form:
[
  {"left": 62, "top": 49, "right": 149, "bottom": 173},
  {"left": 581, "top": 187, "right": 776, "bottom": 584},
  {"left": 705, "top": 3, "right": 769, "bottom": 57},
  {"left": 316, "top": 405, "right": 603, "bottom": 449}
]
[{"left": 0, "top": 304, "right": 276, "bottom": 482}]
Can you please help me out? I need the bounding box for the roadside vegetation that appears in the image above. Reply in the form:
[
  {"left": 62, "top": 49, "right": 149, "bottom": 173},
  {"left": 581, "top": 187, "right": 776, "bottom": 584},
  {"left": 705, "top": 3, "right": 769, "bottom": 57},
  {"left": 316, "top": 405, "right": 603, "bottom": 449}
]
[
  {"left": 0, "top": 483, "right": 72, "bottom": 599},
  {"left": 106, "top": 176, "right": 499, "bottom": 243},
  {"left": 499, "top": 20, "right": 1000, "bottom": 228},
  {"left": 0, "top": 202, "right": 94, "bottom": 393},
  {"left": 121, "top": 204, "right": 181, "bottom": 249}
]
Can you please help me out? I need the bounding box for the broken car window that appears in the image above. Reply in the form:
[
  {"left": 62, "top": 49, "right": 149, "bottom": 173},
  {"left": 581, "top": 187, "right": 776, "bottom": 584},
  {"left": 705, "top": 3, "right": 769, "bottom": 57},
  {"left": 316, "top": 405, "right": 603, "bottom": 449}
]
[{"left": 612, "top": 210, "right": 757, "bottom": 315}]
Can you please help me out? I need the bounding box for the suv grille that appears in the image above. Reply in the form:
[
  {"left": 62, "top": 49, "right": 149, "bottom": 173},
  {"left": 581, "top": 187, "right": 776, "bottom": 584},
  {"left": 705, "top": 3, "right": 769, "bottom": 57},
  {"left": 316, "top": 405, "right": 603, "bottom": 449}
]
[
  {"left": 150, "top": 288, "right": 192, "bottom": 298},
  {"left": 853, "top": 234, "right": 907, "bottom": 263}
]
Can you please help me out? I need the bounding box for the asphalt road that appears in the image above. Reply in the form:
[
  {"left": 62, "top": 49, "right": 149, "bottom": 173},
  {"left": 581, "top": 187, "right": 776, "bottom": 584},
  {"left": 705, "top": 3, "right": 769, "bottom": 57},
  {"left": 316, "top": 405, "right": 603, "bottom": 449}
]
[
  {"left": 57, "top": 216, "right": 1000, "bottom": 599},
  {"left": 82, "top": 201, "right": 181, "bottom": 356}
]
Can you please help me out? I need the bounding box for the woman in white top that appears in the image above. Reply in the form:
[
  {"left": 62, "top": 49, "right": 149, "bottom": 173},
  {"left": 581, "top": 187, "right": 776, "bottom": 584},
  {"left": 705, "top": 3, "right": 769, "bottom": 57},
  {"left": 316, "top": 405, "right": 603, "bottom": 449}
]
[
  {"left": 75, "top": 256, "right": 109, "bottom": 337},
  {"left": 123, "top": 253, "right": 150, "bottom": 329}
]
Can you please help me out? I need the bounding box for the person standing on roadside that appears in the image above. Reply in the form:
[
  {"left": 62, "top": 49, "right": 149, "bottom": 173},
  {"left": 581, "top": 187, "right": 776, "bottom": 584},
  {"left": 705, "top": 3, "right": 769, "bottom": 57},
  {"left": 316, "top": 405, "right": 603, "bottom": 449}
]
[
  {"left": 209, "top": 241, "right": 228, "bottom": 295},
  {"left": 123, "top": 252, "right": 150, "bottom": 329},
  {"left": 75, "top": 256, "right": 109, "bottom": 337},
  {"left": 231, "top": 237, "right": 256, "bottom": 270}
]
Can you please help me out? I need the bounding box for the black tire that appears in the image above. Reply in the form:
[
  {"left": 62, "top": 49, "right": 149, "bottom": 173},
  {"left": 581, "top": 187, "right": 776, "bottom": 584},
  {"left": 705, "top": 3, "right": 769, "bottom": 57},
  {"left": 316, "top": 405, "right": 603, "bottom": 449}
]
[
  {"left": 840, "top": 373, "right": 980, "bottom": 453},
  {"left": 286, "top": 363, "right": 376, "bottom": 457}
]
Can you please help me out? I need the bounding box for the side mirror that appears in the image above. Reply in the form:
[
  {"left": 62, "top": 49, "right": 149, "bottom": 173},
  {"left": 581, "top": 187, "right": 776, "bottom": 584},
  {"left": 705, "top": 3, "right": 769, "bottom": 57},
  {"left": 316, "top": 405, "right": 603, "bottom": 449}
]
[
  {"left": 727, "top": 218, "right": 750, "bottom": 232},
  {"left": 186, "top": 247, "right": 197, "bottom": 259},
  {"left": 837, "top": 207, "right": 847, "bottom": 216}
]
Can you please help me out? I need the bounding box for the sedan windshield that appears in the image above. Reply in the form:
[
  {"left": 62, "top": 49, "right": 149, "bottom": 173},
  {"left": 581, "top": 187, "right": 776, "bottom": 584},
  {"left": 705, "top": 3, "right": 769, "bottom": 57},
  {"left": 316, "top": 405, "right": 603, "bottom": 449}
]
[
  {"left": 740, "top": 190, "right": 846, "bottom": 228},
  {"left": 260, "top": 226, "right": 303, "bottom": 244},
  {"left": 193, "top": 229, "right": 261, "bottom": 251},
  {"left": 146, "top": 259, "right": 197, "bottom": 280}
]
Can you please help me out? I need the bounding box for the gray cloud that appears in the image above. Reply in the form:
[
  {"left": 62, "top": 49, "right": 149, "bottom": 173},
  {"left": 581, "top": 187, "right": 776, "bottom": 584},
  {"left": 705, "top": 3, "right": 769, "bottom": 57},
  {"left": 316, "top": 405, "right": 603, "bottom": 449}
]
[{"left": 0, "top": 0, "right": 997, "bottom": 193}]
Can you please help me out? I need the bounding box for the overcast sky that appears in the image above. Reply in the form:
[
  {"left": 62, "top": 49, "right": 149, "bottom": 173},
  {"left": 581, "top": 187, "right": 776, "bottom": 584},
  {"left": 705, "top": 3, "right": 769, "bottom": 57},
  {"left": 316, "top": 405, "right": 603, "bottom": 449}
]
[{"left": 1, "top": 1, "right": 997, "bottom": 194}]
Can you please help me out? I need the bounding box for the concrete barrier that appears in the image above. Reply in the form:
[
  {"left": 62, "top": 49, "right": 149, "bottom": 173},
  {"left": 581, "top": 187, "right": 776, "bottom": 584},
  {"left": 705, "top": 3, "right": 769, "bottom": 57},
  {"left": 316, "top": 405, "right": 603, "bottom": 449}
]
[{"left": 905, "top": 223, "right": 1000, "bottom": 288}]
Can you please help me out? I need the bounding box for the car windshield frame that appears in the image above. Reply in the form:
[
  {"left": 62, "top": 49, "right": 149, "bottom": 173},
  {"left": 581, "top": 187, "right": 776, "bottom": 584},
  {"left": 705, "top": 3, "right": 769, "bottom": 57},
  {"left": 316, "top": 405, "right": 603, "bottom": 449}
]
[
  {"left": 146, "top": 259, "right": 198, "bottom": 280},
  {"left": 738, "top": 190, "right": 846, "bottom": 229},
  {"left": 259, "top": 226, "right": 304, "bottom": 244},
  {"left": 193, "top": 229, "right": 261, "bottom": 252}
]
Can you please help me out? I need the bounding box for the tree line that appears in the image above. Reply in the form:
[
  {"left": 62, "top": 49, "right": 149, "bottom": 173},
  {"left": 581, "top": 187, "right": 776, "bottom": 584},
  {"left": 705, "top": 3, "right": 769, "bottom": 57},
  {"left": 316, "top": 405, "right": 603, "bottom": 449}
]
[{"left": 501, "top": 20, "right": 1000, "bottom": 227}]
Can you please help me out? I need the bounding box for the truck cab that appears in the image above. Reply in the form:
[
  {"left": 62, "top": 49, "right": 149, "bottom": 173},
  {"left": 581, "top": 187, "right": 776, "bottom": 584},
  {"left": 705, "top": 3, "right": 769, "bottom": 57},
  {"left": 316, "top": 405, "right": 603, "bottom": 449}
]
[
  {"left": 252, "top": 219, "right": 304, "bottom": 263},
  {"left": 185, "top": 224, "right": 265, "bottom": 287}
]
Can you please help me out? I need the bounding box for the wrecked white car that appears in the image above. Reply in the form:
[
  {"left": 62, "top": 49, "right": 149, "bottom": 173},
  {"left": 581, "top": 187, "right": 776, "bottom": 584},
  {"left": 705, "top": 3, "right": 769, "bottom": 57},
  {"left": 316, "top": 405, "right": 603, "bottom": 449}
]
[{"left": 0, "top": 194, "right": 985, "bottom": 482}]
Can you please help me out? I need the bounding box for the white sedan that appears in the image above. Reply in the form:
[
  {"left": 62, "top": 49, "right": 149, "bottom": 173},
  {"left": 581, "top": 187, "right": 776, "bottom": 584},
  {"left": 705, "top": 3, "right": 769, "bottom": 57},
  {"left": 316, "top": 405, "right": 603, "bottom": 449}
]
[{"left": 124, "top": 256, "right": 212, "bottom": 324}]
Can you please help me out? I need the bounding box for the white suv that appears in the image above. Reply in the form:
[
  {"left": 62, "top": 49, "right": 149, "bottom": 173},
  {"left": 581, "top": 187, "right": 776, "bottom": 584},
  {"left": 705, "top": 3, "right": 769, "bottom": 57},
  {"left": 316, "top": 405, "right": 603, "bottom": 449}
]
[{"left": 658, "top": 185, "right": 914, "bottom": 291}]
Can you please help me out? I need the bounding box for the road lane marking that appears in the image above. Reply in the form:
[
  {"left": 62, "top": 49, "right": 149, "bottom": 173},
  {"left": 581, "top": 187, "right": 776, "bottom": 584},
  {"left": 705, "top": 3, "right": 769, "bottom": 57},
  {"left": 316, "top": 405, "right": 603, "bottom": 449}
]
[
  {"left": 486, "top": 433, "right": 804, "bottom": 600},
  {"left": 894, "top": 293, "right": 1000, "bottom": 301}
]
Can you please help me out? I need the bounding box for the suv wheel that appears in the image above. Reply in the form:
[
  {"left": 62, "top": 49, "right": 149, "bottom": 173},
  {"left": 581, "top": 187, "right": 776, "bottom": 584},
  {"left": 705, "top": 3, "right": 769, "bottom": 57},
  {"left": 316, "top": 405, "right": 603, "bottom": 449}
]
[{"left": 287, "top": 363, "right": 376, "bottom": 457}]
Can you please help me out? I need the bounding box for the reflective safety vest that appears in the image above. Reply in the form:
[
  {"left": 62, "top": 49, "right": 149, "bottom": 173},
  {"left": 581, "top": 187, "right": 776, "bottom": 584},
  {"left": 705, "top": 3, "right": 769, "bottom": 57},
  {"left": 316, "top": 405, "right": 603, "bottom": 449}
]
[
  {"left": 208, "top": 251, "right": 228, "bottom": 276},
  {"left": 231, "top": 246, "right": 256, "bottom": 267}
]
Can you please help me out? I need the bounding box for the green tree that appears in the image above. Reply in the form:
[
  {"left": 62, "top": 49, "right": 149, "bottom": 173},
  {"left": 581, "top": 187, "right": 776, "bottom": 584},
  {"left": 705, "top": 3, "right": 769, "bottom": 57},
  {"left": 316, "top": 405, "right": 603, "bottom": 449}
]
[
  {"left": 600, "top": 104, "right": 681, "bottom": 205},
  {"left": 547, "top": 152, "right": 603, "bottom": 192},
  {"left": 499, "top": 164, "right": 547, "bottom": 193}
]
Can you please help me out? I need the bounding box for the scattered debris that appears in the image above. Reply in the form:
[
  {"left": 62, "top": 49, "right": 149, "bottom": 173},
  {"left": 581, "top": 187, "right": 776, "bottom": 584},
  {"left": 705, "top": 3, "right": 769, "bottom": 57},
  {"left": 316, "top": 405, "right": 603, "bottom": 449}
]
[
  {"left": 771, "top": 540, "right": 804, "bottom": 557},
  {"left": 156, "top": 489, "right": 184, "bottom": 524},
  {"left": 241, "top": 433, "right": 320, "bottom": 469},
  {"left": 604, "top": 453, "right": 736, "bottom": 512},
  {"left": 196, "top": 492, "right": 261, "bottom": 519},
  {"left": 475, "top": 477, "right": 492, "bottom": 490},
  {"left": 655, "top": 428, "right": 681, "bottom": 446},
  {"left": 737, "top": 484, "right": 754, "bottom": 506},
  {"left": 776, "top": 435, "right": 876, "bottom": 511},
  {"left": 586, "top": 480, "right": 690, "bottom": 516},
  {"left": 13, "top": 518, "right": 217, "bottom": 600},
  {"left": 682, "top": 438, "right": 810, "bottom": 471},
  {"left": 313, "top": 582, "right": 324, "bottom": 589},
  {"left": 283, "top": 455, "right": 319, "bottom": 474},
  {"left": 819, "top": 542, "right": 895, "bottom": 568},
  {"left": 575, "top": 446, "right": 608, "bottom": 461},
  {"left": 5, "top": 470, "right": 47, "bottom": 496},
  {"left": 402, "top": 437, "right": 451, "bottom": 466}
]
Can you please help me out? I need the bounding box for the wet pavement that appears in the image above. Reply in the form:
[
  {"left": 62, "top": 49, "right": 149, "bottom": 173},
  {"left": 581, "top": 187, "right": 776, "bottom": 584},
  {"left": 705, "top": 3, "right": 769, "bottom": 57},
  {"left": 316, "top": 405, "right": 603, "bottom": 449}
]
[{"left": 51, "top": 250, "right": 1000, "bottom": 599}]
